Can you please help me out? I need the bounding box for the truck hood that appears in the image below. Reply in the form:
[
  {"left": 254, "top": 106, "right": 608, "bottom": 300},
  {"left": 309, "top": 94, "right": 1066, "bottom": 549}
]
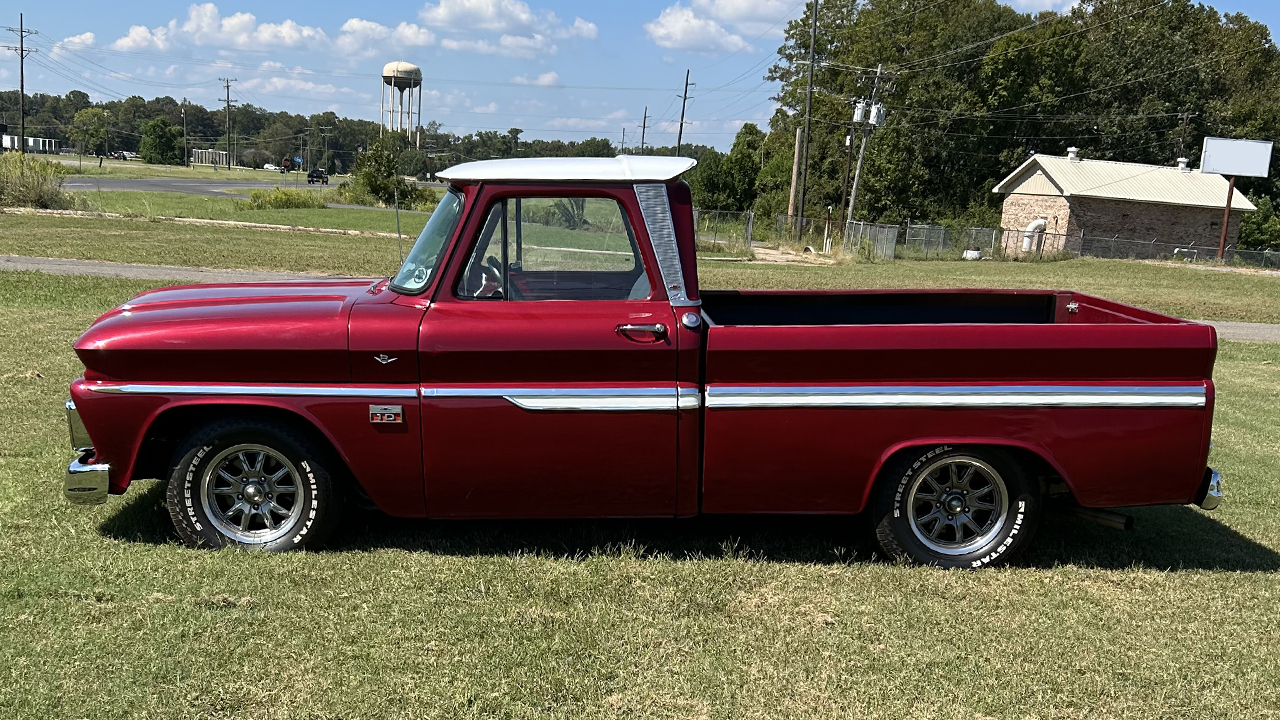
[{"left": 75, "top": 278, "right": 380, "bottom": 382}]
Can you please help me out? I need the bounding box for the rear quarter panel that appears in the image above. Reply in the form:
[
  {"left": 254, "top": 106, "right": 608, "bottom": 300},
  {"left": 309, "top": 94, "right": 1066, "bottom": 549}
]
[{"left": 701, "top": 321, "right": 1217, "bottom": 513}]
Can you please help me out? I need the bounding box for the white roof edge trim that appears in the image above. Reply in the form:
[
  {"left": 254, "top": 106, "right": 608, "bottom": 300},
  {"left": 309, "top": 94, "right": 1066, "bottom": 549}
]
[
  {"left": 991, "top": 154, "right": 1042, "bottom": 194},
  {"left": 437, "top": 155, "right": 698, "bottom": 183}
]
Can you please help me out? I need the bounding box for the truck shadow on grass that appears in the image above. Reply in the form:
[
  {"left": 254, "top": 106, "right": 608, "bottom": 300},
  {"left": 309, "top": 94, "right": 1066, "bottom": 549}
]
[{"left": 101, "top": 481, "right": 1280, "bottom": 572}]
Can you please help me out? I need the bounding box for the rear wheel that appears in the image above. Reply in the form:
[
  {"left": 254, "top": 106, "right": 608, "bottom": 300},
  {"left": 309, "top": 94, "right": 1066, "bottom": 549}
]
[
  {"left": 166, "top": 418, "right": 342, "bottom": 550},
  {"left": 872, "top": 446, "right": 1041, "bottom": 568}
]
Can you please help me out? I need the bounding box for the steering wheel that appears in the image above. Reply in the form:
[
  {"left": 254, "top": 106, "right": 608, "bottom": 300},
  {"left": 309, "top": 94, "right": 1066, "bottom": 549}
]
[{"left": 471, "top": 256, "right": 503, "bottom": 298}]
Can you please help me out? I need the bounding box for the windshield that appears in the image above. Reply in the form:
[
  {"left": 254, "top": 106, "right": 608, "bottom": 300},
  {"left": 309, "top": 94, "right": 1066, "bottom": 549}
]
[{"left": 390, "top": 188, "right": 466, "bottom": 294}]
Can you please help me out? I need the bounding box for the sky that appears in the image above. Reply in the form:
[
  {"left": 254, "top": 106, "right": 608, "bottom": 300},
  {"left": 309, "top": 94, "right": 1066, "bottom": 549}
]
[{"left": 0, "top": 0, "right": 1276, "bottom": 150}]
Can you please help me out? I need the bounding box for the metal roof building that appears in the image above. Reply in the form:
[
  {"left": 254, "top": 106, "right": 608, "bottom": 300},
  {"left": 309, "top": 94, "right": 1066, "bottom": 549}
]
[{"left": 994, "top": 148, "right": 1256, "bottom": 255}]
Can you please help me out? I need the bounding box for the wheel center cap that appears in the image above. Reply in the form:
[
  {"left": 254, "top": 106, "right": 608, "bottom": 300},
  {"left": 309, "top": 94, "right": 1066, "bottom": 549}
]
[
  {"left": 944, "top": 495, "right": 965, "bottom": 514},
  {"left": 243, "top": 483, "right": 265, "bottom": 504}
]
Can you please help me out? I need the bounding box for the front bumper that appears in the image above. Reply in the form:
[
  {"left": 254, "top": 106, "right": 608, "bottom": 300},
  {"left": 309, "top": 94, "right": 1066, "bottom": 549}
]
[
  {"left": 1196, "top": 468, "right": 1223, "bottom": 511},
  {"left": 64, "top": 400, "right": 109, "bottom": 505},
  {"left": 66, "top": 451, "right": 110, "bottom": 505}
]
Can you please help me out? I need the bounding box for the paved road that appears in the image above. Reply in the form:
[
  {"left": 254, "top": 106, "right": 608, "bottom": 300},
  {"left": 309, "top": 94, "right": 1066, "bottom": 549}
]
[
  {"left": 1203, "top": 321, "right": 1280, "bottom": 343},
  {"left": 1, "top": 255, "right": 344, "bottom": 283},
  {"left": 5, "top": 255, "right": 1280, "bottom": 343}
]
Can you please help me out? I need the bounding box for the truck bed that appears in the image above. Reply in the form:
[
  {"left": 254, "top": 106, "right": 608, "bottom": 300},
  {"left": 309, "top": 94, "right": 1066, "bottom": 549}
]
[
  {"left": 697, "top": 288, "right": 1217, "bottom": 516},
  {"left": 700, "top": 289, "right": 1186, "bottom": 327}
]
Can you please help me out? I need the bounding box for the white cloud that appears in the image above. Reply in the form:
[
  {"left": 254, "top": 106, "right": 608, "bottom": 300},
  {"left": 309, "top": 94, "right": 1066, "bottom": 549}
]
[
  {"left": 645, "top": 5, "right": 751, "bottom": 54},
  {"left": 335, "top": 18, "right": 435, "bottom": 55},
  {"left": 692, "top": 0, "right": 797, "bottom": 35},
  {"left": 554, "top": 17, "right": 597, "bottom": 39},
  {"left": 419, "top": 0, "right": 555, "bottom": 34},
  {"left": 547, "top": 116, "right": 613, "bottom": 130},
  {"left": 110, "top": 4, "right": 327, "bottom": 52},
  {"left": 112, "top": 24, "right": 175, "bottom": 51},
  {"left": 473, "top": 102, "right": 499, "bottom": 113},
  {"left": 242, "top": 76, "right": 338, "bottom": 94},
  {"left": 49, "top": 31, "right": 96, "bottom": 60},
  {"left": 420, "top": 0, "right": 594, "bottom": 57},
  {"left": 441, "top": 33, "right": 555, "bottom": 59},
  {"left": 512, "top": 71, "right": 560, "bottom": 86}
]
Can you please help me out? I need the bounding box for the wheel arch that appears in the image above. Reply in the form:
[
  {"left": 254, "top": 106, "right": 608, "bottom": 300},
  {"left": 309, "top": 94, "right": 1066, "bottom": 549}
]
[
  {"left": 132, "top": 400, "right": 357, "bottom": 488},
  {"left": 858, "top": 438, "right": 1072, "bottom": 513}
]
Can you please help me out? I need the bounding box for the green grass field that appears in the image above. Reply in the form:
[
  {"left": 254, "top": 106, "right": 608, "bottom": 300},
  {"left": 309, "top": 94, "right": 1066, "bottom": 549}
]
[
  {"left": 74, "top": 190, "right": 430, "bottom": 236},
  {"left": 1, "top": 269, "right": 1279, "bottom": 718},
  {"left": 4, "top": 213, "right": 1280, "bottom": 323},
  {"left": 59, "top": 157, "right": 328, "bottom": 182}
]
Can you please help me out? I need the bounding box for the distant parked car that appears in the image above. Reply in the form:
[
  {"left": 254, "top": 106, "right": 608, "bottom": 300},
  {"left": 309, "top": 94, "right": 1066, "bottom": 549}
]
[
  {"left": 263, "top": 163, "right": 279, "bottom": 171},
  {"left": 307, "top": 168, "right": 328, "bottom": 185}
]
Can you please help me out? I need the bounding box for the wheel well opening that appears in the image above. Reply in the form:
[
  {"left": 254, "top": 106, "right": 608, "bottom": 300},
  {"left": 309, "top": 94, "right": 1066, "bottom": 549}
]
[
  {"left": 133, "top": 404, "right": 357, "bottom": 489},
  {"left": 873, "top": 443, "right": 1069, "bottom": 499}
]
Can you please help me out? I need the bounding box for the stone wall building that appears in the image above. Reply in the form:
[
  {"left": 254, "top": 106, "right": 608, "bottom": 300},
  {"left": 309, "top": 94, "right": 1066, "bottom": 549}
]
[{"left": 993, "top": 149, "right": 1255, "bottom": 256}]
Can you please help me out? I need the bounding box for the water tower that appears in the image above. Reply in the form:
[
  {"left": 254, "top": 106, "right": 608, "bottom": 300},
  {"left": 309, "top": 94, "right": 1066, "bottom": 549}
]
[{"left": 381, "top": 61, "right": 423, "bottom": 148}]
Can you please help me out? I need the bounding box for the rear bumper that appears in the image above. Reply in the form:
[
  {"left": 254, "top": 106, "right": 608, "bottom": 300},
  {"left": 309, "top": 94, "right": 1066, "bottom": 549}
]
[
  {"left": 1196, "top": 468, "right": 1223, "bottom": 511},
  {"left": 64, "top": 399, "right": 109, "bottom": 505}
]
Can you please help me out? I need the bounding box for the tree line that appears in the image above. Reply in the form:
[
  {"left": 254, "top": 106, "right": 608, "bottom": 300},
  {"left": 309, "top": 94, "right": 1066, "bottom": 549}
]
[
  {"left": 0, "top": 89, "right": 712, "bottom": 177},
  {"left": 684, "top": 0, "right": 1280, "bottom": 249}
]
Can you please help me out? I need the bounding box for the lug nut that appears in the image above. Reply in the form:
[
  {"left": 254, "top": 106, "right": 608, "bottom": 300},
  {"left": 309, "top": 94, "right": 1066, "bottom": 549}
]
[
  {"left": 948, "top": 515, "right": 954, "bottom": 520},
  {"left": 964, "top": 507, "right": 970, "bottom": 512},
  {"left": 253, "top": 504, "right": 259, "bottom": 511},
  {"left": 237, "top": 493, "right": 243, "bottom": 499}
]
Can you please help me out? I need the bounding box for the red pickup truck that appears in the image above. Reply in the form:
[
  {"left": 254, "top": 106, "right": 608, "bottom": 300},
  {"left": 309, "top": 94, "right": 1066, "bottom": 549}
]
[{"left": 63, "top": 156, "right": 1222, "bottom": 567}]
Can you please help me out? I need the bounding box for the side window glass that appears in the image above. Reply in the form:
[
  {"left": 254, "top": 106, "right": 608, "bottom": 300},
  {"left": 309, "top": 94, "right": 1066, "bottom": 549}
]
[
  {"left": 457, "top": 202, "right": 507, "bottom": 299},
  {"left": 456, "top": 196, "right": 651, "bottom": 302}
]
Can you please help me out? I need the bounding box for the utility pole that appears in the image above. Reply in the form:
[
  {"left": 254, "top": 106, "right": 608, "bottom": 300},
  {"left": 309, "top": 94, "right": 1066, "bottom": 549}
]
[
  {"left": 847, "top": 63, "right": 891, "bottom": 224},
  {"left": 320, "top": 125, "right": 333, "bottom": 172},
  {"left": 181, "top": 98, "right": 188, "bottom": 167},
  {"left": 219, "top": 78, "right": 235, "bottom": 170},
  {"left": 1176, "top": 111, "right": 1198, "bottom": 161},
  {"left": 3, "top": 13, "right": 38, "bottom": 152},
  {"left": 838, "top": 100, "right": 856, "bottom": 224},
  {"left": 795, "top": 0, "right": 819, "bottom": 227},
  {"left": 639, "top": 106, "right": 648, "bottom": 153},
  {"left": 676, "top": 69, "right": 693, "bottom": 157},
  {"left": 787, "top": 127, "right": 801, "bottom": 219},
  {"left": 621, "top": 127, "right": 626, "bottom": 152}
]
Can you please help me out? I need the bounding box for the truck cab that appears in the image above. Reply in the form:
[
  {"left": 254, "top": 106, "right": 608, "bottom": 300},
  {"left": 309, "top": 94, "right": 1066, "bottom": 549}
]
[{"left": 64, "top": 156, "right": 1222, "bottom": 567}]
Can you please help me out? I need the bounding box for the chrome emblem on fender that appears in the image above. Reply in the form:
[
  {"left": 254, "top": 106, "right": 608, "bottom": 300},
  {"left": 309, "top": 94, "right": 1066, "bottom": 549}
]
[
  {"left": 369, "top": 405, "right": 403, "bottom": 424},
  {"left": 374, "top": 354, "right": 398, "bottom": 365}
]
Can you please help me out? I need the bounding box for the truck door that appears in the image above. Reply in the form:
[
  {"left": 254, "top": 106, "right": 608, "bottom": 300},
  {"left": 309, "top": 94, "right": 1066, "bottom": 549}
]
[{"left": 420, "top": 187, "right": 680, "bottom": 518}]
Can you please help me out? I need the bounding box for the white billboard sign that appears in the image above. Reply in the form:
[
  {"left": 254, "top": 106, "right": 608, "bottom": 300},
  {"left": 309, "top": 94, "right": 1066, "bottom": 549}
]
[{"left": 1200, "top": 137, "right": 1274, "bottom": 178}]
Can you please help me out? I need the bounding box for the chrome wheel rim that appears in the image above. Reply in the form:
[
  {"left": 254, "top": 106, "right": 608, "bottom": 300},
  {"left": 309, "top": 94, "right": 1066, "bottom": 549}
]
[
  {"left": 907, "top": 456, "right": 1009, "bottom": 556},
  {"left": 200, "top": 444, "right": 304, "bottom": 544}
]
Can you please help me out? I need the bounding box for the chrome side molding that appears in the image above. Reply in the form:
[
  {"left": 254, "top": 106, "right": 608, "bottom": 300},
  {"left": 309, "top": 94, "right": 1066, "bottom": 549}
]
[
  {"left": 84, "top": 383, "right": 419, "bottom": 399},
  {"left": 704, "top": 384, "right": 1207, "bottom": 409},
  {"left": 423, "top": 385, "right": 702, "bottom": 412}
]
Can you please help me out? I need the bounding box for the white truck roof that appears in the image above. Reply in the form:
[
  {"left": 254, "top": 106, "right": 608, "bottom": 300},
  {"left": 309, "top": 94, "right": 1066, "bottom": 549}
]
[{"left": 436, "top": 155, "right": 697, "bottom": 183}]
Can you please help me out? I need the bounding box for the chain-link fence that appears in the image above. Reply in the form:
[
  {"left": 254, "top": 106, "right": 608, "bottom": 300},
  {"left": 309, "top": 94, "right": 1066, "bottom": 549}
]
[
  {"left": 692, "top": 209, "right": 754, "bottom": 257},
  {"left": 844, "top": 221, "right": 900, "bottom": 259}
]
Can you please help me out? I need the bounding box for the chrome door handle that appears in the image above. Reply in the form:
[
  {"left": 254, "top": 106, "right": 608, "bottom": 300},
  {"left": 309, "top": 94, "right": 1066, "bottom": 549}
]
[{"left": 617, "top": 323, "right": 667, "bottom": 341}]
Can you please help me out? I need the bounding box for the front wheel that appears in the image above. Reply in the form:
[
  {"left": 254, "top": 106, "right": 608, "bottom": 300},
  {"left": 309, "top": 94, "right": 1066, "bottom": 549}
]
[
  {"left": 166, "top": 418, "right": 342, "bottom": 550},
  {"left": 871, "top": 446, "right": 1041, "bottom": 568}
]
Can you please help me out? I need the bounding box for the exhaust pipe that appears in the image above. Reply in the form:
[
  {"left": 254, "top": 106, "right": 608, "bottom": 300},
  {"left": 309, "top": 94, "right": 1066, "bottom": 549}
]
[{"left": 1072, "top": 506, "right": 1134, "bottom": 531}]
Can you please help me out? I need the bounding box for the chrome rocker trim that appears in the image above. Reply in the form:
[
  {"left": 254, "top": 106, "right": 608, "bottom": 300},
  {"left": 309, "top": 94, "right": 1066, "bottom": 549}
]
[
  {"left": 66, "top": 451, "right": 110, "bottom": 505},
  {"left": 84, "top": 383, "right": 419, "bottom": 399},
  {"left": 704, "top": 384, "right": 1207, "bottom": 409},
  {"left": 424, "top": 386, "right": 702, "bottom": 412}
]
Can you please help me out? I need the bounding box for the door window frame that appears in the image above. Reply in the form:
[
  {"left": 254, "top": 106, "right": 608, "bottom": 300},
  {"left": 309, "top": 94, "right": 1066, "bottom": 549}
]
[{"left": 433, "top": 183, "right": 667, "bottom": 306}]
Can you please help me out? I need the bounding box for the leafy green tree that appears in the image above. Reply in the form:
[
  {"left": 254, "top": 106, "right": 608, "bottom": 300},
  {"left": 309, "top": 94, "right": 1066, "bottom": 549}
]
[
  {"left": 138, "top": 117, "right": 183, "bottom": 165},
  {"left": 724, "top": 123, "right": 766, "bottom": 211},
  {"left": 1240, "top": 195, "right": 1280, "bottom": 250},
  {"left": 69, "top": 108, "right": 109, "bottom": 160},
  {"left": 348, "top": 135, "right": 424, "bottom": 208}
]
